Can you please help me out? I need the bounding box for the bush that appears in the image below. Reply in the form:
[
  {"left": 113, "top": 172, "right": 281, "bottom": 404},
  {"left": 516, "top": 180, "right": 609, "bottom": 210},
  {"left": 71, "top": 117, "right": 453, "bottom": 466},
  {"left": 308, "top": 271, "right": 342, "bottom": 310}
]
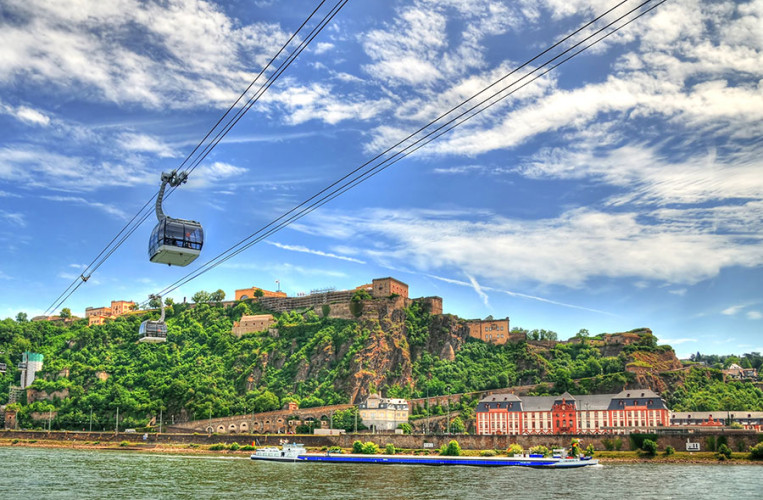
[
  {"left": 749, "top": 442, "right": 763, "bottom": 460},
  {"left": 240, "top": 445, "right": 255, "bottom": 451},
  {"left": 705, "top": 436, "right": 716, "bottom": 452},
  {"left": 119, "top": 441, "right": 131, "bottom": 447},
  {"left": 569, "top": 438, "right": 581, "bottom": 457},
  {"left": 440, "top": 440, "right": 462, "bottom": 456},
  {"left": 229, "top": 442, "right": 240, "bottom": 451},
  {"left": 385, "top": 443, "right": 396, "bottom": 455},
  {"left": 188, "top": 443, "right": 200, "bottom": 449},
  {"left": 209, "top": 443, "right": 226, "bottom": 451},
  {"left": 585, "top": 444, "right": 595, "bottom": 457},
  {"left": 352, "top": 441, "right": 363, "bottom": 454},
  {"left": 361, "top": 441, "right": 379, "bottom": 455},
  {"left": 614, "top": 437, "right": 623, "bottom": 451},
  {"left": 602, "top": 438, "right": 614, "bottom": 451},
  {"left": 716, "top": 444, "right": 732, "bottom": 460},
  {"left": 507, "top": 443, "right": 523, "bottom": 456},
  {"left": 11, "top": 439, "right": 19, "bottom": 444},
  {"left": 480, "top": 450, "right": 497, "bottom": 457},
  {"left": 630, "top": 433, "right": 658, "bottom": 451},
  {"left": 664, "top": 445, "right": 675, "bottom": 456},
  {"left": 528, "top": 445, "right": 551, "bottom": 457},
  {"left": 641, "top": 439, "right": 658, "bottom": 456},
  {"left": 397, "top": 423, "right": 412, "bottom": 435}
]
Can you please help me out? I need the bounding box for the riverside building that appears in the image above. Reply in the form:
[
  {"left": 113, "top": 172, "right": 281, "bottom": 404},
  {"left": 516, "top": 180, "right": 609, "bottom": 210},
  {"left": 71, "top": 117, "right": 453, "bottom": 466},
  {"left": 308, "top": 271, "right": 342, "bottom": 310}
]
[{"left": 475, "top": 390, "right": 670, "bottom": 435}]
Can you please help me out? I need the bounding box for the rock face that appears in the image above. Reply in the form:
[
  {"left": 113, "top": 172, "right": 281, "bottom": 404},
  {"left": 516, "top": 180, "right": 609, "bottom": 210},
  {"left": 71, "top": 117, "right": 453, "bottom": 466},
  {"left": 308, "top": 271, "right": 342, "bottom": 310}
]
[{"left": 339, "top": 312, "right": 470, "bottom": 403}]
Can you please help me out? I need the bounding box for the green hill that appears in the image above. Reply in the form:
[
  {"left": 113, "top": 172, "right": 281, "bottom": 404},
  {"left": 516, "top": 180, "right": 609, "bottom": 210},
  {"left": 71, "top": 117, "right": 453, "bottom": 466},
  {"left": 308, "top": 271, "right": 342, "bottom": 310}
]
[{"left": 1, "top": 299, "right": 761, "bottom": 430}]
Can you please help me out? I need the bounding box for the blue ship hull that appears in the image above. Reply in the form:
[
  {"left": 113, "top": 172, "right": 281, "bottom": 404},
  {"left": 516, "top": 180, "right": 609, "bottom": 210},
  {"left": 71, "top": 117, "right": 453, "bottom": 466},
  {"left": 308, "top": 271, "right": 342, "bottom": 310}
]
[{"left": 251, "top": 453, "right": 598, "bottom": 468}]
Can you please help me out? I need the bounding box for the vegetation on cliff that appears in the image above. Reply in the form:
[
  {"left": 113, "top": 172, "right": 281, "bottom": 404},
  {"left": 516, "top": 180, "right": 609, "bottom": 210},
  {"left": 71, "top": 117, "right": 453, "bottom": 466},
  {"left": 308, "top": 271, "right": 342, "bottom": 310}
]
[{"left": 0, "top": 299, "right": 761, "bottom": 430}]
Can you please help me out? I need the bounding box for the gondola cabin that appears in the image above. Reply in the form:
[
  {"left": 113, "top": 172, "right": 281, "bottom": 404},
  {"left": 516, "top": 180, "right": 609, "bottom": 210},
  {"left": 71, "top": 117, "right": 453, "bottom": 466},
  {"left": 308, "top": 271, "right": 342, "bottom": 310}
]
[
  {"left": 139, "top": 320, "right": 168, "bottom": 343},
  {"left": 148, "top": 217, "right": 203, "bottom": 266}
]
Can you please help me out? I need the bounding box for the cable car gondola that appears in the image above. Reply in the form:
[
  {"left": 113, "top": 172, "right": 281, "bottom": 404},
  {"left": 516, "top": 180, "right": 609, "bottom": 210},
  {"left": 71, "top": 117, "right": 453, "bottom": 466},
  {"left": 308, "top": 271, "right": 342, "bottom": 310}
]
[
  {"left": 149, "top": 170, "right": 203, "bottom": 266},
  {"left": 139, "top": 294, "right": 168, "bottom": 343}
]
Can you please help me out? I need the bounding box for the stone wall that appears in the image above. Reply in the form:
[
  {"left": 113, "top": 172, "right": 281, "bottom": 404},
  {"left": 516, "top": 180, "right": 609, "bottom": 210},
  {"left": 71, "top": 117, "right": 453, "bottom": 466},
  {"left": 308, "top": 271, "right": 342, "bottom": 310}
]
[
  {"left": 2, "top": 429, "right": 758, "bottom": 453},
  {"left": 166, "top": 404, "right": 354, "bottom": 434}
]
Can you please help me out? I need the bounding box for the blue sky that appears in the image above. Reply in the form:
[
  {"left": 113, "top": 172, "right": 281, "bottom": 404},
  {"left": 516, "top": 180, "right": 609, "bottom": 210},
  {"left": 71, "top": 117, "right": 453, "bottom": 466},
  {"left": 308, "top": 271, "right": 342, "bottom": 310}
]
[{"left": 1, "top": 0, "right": 761, "bottom": 358}]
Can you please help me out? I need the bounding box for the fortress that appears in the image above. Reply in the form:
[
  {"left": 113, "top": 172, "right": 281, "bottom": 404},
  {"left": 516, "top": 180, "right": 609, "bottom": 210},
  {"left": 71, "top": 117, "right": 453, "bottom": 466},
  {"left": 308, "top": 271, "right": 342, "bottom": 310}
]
[{"left": 235, "top": 277, "right": 443, "bottom": 324}]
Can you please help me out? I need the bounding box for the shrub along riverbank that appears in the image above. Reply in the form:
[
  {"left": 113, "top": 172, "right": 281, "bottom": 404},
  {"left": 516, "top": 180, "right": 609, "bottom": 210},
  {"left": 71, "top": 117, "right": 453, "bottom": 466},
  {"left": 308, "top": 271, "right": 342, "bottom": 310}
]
[{"left": 3, "top": 436, "right": 763, "bottom": 464}]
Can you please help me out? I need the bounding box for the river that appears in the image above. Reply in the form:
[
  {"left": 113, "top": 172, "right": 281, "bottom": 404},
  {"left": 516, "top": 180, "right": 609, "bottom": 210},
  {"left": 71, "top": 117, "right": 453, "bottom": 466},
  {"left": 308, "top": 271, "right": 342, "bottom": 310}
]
[{"left": 0, "top": 447, "right": 759, "bottom": 499}]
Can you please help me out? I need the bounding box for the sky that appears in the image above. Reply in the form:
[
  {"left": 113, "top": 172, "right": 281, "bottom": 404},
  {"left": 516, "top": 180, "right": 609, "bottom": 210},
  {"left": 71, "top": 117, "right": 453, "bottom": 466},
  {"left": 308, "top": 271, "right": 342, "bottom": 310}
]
[{"left": 0, "top": 0, "right": 761, "bottom": 358}]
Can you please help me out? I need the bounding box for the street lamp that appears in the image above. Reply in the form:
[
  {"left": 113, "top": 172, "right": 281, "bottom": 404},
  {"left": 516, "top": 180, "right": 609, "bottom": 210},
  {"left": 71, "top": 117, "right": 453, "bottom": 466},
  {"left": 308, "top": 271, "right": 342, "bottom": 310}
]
[{"left": 89, "top": 406, "right": 93, "bottom": 433}]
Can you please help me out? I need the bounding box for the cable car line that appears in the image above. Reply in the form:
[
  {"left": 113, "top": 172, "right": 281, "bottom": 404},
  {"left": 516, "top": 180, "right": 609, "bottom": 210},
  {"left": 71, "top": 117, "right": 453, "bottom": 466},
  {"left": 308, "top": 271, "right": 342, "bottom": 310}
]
[
  {"left": 43, "top": 0, "right": 347, "bottom": 315},
  {"left": 144, "top": 0, "right": 666, "bottom": 305}
]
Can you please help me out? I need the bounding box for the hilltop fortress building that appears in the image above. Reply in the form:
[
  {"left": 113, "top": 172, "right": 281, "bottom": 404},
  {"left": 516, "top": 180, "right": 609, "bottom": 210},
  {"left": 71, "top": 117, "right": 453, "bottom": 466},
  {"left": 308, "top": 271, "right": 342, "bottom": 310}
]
[
  {"left": 85, "top": 300, "right": 136, "bottom": 326},
  {"left": 234, "top": 277, "right": 443, "bottom": 319}
]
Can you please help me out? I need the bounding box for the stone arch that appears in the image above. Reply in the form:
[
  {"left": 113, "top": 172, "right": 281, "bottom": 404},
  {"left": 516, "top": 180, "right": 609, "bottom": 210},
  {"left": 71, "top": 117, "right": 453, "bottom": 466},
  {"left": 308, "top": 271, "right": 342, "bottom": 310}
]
[
  {"left": 229, "top": 423, "right": 238, "bottom": 433},
  {"left": 239, "top": 422, "right": 249, "bottom": 432},
  {"left": 240, "top": 295, "right": 249, "bottom": 300},
  {"left": 217, "top": 425, "right": 226, "bottom": 433},
  {"left": 205, "top": 426, "right": 214, "bottom": 433}
]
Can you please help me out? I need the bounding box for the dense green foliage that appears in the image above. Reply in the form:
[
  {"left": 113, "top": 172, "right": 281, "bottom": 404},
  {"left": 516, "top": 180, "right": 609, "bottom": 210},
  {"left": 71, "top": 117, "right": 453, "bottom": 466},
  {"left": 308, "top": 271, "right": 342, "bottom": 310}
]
[
  {"left": 440, "top": 440, "right": 462, "bottom": 456},
  {"left": 0, "top": 303, "right": 370, "bottom": 429},
  {"left": 641, "top": 439, "right": 658, "bottom": 456},
  {"left": 665, "top": 367, "right": 763, "bottom": 411},
  {"left": 690, "top": 351, "right": 763, "bottom": 371},
  {"left": 2, "top": 301, "right": 761, "bottom": 431}
]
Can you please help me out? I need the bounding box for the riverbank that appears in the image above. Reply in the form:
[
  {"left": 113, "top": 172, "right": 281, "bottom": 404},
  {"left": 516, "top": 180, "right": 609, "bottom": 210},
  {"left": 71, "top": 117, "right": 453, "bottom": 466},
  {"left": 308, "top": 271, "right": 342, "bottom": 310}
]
[{"left": 2, "top": 437, "right": 761, "bottom": 464}]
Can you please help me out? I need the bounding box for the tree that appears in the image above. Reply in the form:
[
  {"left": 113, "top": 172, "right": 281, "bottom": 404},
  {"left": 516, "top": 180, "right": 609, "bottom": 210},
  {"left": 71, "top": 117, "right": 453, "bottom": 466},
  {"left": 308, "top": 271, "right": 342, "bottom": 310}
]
[
  {"left": 164, "top": 297, "right": 175, "bottom": 306},
  {"left": 641, "top": 439, "right": 658, "bottom": 456},
  {"left": 576, "top": 328, "right": 589, "bottom": 338},
  {"left": 449, "top": 416, "right": 465, "bottom": 434},
  {"left": 191, "top": 290, "right": 211, "bottom": 303},
  {"left": 148, "top": 296, "right": 162, "bottom": 309},
  {"left": 440, "top": 440, "right": 461, "bottom": 456},
  {"left": 253, "top": 288, "right": 264, "bottom": 298},
  {"left": 210, "top": 289, "right": 226, "bottom": 302},
  {"left": 397, "top": 422, "right": 412, "bottom": 434},
  {"left": 15, "top": 312, "right": 28, "bottom": 323},
  {"left": 59, "top": 308, "right": 72, "bottom": 319}
]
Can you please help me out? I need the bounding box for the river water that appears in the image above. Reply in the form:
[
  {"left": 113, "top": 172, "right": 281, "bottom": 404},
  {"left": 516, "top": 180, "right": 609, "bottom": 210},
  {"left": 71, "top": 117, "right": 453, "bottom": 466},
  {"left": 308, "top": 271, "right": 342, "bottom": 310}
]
[{"left": 1, "top": 447, "right": 760, "bottom": 499}]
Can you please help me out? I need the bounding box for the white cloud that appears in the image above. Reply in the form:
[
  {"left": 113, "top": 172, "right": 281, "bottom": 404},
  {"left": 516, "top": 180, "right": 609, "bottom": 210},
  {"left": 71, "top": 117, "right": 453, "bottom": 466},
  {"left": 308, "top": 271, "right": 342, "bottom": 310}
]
[
  {"left": 747, "top": 311, "right": 762, "bottom": 320},
  {"left": 519, "top": 144, "right": 763, "bottom": 207},
  {"left": 0, "top": 0, "right": 290, "bottom": 109},
  {"left": 266, "top": 241, "right": 366, "bottom": 264},
  {"left": 264, "top": 80, "right": 393, "bottom": 125},
  {"left": 313, "top": 42, "right": 334, "bottom": 55},
  {"left": 185, "top": 161, "right": 247, "bottom": 189},
  {"left": 295, "top": 206, "right": 763, "bottom": 289},
  {"left": 0, "top": 146, "right": 155, "bottom": 191},
  {"left": 117, "top": 133, "right": 176, "bottom": 158},
  {"left": 1, "top": 102, "right": 51, "bottom": 126},
  {"left": 42, "top": 196, "right": 128, "bottom": 219},
  {"left": 723, "top": 305, "right": 746, "bottom": 316},
  {"left": 426, "top": 273, "right": 611, "bottom": 314},
  {"left": 658, "top": 337, "right": 697, "bottom": 345},
  {"left": 465, "top": 273, "right": 490, "bottom": 307},
  {"left": 0, "top": 210, "right": 25, "bottom": 227}
]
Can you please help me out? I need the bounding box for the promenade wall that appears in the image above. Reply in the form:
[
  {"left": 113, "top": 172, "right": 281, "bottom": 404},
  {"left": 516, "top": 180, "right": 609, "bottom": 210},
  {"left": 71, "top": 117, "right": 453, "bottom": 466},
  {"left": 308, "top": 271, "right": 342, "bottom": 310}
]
[{"left": 2, "top": 429, "right": 759, "bottom": 453}]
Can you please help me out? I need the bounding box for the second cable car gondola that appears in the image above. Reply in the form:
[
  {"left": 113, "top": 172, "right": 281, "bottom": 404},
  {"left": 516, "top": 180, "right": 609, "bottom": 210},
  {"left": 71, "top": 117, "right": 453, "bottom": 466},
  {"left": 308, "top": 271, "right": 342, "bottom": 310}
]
[
  {"left": 148, "top": 170, "right": 203, "bottom": 266},
  {"left": 139, "top": 294, "right": 167, "bottom": 343}
]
